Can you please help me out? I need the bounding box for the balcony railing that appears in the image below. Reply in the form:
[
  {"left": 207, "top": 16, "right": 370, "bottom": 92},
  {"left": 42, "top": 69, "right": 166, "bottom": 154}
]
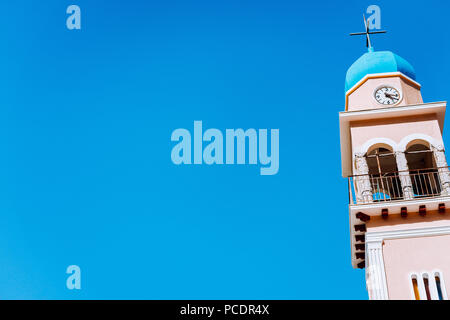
[{"left": 348, "top": 168, "right": 447, "bottom": 205}]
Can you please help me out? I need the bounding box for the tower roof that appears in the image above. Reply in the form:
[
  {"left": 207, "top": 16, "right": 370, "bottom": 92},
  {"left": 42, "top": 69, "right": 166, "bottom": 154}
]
[{"left": 345, "top": 48, "right": 416, "bottom": 92}]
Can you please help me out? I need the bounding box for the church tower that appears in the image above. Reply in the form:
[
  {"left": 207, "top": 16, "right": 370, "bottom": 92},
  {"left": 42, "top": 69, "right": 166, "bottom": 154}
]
[{"left": 339, "top": 28, "right": 450, "bottom": 299}]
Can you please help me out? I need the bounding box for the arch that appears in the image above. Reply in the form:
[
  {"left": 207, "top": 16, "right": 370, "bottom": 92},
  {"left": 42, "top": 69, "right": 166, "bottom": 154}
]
[
  {"left": 398, "top": 134, "right": 440, "bottom": 152},
  {"left": 367, "top": 143, "right": 394, "bottom": 156},
  {"left": 405, "top": 143, "right": 436, "bottom": 171},
  {"left": 358, "top": 137, "right": 398, "bottom": 155},
  {"left": 358, "top": 139, "right": 403, "bottom": 201},
  {"left": 433, "top": 269, "right": 448, "bottom": 300},
  {"left": 405, "top": 139, "right": 431, "bottom": 151}
]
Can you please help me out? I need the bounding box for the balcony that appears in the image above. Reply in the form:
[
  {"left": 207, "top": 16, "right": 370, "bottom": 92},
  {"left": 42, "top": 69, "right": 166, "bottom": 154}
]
[{"left": 348, "top": 168, "right": 448, "bottom": 205}]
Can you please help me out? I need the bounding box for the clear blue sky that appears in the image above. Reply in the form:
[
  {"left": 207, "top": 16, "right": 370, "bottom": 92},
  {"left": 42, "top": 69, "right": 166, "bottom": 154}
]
[{"left": 0, "top": 0, "right": 449, "bottom": 299}]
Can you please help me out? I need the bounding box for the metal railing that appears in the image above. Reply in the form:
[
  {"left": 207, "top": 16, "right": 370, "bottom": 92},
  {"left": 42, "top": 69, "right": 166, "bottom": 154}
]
[{"left": 349, "top": 168, "right": 444, "bottom": 204}]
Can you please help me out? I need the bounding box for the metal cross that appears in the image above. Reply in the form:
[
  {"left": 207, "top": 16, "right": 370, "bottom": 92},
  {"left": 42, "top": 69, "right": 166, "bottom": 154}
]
[{"left": 350, "top": 14, "right": 387, "bottom": 48}]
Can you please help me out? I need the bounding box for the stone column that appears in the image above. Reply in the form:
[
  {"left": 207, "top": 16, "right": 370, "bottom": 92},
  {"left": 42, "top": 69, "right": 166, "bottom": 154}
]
[
  {"left": 354, "top": 153, "right": 373, "bottom": 204},
  {"left": 395, "top": 151, "right": 414, "bottom": 200},
  {"left": 432, "top": 145, "right": 450, "bottom": 195},
  {"left": 365, "top": 240, "right": 389, "bottom": 300}
]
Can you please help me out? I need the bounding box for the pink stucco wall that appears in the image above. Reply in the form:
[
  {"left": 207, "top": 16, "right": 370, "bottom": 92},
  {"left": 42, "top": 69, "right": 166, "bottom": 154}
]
[
  {"left": 367, "top": 215, "right": 450, "bottom": 300},
  {"left": 350, "top": 114, "right": 443, "bottom": 155},
  {"left": 382, "top": 234, "right": 450, "bottom": 300},
  {"left": 347, "top": 76, "right": 423, "bottom": 111}
]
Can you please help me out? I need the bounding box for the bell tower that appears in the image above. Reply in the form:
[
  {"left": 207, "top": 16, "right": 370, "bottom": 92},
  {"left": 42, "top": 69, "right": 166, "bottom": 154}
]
[{"left": 339, "top": 23, "right": 450, "bottom": 300}]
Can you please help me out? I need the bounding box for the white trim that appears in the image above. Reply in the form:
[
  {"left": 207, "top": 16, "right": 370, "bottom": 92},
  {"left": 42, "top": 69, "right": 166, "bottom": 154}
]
[
  {"left": 365, "top": 225, "right": 450, "bottom": 243},
  {"left": 365, "top": 240, "right": 389, "bottom": 300},
  {"left": 358, "top": 137, "right": 399, "bottom": 155},
  {"left": 398, "top": 133, "right": 440, "bottom": 152},
  {"left": 358, "top": 134, "right": 441, "bottom": 155}
]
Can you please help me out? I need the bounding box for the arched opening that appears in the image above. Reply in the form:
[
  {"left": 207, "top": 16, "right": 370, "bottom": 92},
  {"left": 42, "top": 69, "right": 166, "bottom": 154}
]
[
  {"left": 405, "top": 142, "right": 434, "bottom": 170},
  {"left": 405, "top": 143, "right": 441, "bottom": 197},
  {"left": 366, "top": 146, "right": 403, "bottom": 201}
]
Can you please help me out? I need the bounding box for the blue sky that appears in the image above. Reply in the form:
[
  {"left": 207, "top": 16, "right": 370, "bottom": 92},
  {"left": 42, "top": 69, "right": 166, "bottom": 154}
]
[{"left": 0, "top": 0, "right": 449, "bottom": 299}]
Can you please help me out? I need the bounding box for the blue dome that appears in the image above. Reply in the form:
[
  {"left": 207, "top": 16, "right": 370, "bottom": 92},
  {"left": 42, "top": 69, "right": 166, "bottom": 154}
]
[{"left": 345, "top": 48, "right": 416, "bottom": 92}]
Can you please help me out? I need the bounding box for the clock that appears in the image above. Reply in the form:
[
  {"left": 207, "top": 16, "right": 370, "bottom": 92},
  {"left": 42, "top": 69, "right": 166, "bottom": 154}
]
[{"left": 374, "top": 86, "right": 401, "bottom": 105}]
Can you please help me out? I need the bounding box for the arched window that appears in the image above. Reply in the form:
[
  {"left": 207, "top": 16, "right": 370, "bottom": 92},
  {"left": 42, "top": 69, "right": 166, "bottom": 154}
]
[
  {"left": 405, "top": 143, "right": 441, "bottom": 198},
  {"left": 435, "top": 272, "right": 445, "bottom": 300},
  {"left": 411, "top": 274, "right": 421, "bottom": 300},
  {"left": 366, "top": 147, "right": 402, "bottom": 201},
  {"left": 410, "top": 271, "right": 447, "bottom": 300}
]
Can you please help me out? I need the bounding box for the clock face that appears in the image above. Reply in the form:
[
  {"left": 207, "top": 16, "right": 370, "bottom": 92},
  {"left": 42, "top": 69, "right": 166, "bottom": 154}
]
[{"left": 374, "top": 86, "right": 401, "bottom": 105}]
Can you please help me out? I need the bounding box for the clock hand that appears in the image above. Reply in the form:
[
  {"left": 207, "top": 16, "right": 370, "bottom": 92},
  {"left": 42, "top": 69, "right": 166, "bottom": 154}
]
[{"left": 384, "top": 93, "right": 398, "bottom": 99}]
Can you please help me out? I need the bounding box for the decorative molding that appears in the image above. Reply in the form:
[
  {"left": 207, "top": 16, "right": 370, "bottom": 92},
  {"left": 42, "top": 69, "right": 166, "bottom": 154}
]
[
  {"left": 358, "top": 137, "right": 398, "bottom": 155},
  {"left": 365, "top": 241, "right": 389, "bottom": 300},
  {"left": 398, "top": 133, "right": 440, "bottom": 152},
  {"left": 359, "top": 134, "right": 442, "bottom": 155},
  {"left": 366, "top": 225, "right": 450, "bottom": 243}
]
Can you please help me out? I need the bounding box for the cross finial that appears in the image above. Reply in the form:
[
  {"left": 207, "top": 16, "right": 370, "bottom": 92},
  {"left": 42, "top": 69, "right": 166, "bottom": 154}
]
[{"left": 350, "top": 14, "right": 387, "bottom": 50}]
